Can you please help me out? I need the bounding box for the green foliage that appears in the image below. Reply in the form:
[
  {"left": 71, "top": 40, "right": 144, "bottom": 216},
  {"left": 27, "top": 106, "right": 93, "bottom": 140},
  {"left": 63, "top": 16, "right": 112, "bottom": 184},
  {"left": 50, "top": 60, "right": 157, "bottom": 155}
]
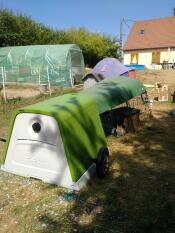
[
  {"left": 64, "top": 28, "right": 119, "bottom": 66},
  {"left": 0, "top": 9, "right": 118, "bottom": 66}
]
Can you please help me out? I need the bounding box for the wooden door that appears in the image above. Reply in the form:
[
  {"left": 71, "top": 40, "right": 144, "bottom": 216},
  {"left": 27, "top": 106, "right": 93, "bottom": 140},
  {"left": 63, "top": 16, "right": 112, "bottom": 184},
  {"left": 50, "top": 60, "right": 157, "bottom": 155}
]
[{"left": 152, "top": 51, "right": 160, "bottom": 64}]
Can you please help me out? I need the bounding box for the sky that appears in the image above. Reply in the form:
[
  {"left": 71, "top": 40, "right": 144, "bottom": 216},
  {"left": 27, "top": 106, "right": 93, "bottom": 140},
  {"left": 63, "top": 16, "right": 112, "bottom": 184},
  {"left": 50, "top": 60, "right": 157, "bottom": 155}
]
[{"left": 1, "top": 0, "right": 174, "bottom": 41}]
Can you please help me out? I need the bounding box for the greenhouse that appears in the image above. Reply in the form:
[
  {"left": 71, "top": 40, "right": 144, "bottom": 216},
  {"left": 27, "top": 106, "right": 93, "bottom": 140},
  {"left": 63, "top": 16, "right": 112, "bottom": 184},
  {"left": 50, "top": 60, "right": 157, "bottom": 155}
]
[{"left": 0, "top": 44, "right": 85, "bottom": 87}]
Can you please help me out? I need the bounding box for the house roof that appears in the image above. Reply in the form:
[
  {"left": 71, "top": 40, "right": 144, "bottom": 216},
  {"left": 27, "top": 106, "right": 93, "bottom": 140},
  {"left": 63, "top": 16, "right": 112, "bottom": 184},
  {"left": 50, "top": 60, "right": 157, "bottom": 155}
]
[{"left": 124, "top": 16, "right": 175, "bottom": 51}]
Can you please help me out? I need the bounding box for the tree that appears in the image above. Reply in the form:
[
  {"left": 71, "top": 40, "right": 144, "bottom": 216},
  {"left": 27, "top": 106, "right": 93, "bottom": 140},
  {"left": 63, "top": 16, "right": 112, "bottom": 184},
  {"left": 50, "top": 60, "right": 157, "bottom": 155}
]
[{"left": 0, "top": 9, "right": 119, "bottom": 66}]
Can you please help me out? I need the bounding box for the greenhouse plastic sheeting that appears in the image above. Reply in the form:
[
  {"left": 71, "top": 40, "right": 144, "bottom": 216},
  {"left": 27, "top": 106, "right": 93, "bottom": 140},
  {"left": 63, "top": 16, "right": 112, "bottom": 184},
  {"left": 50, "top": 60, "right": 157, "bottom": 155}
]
[{"left": 0, "top": 44, "right": 84, "bottom": 87}]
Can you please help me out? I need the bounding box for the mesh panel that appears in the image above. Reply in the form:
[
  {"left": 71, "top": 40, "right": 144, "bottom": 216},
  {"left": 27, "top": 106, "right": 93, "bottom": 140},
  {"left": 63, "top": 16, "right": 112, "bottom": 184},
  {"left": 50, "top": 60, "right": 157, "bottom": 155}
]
[{"left": 100, "top": 111, "right": 114, "bottom": 137}]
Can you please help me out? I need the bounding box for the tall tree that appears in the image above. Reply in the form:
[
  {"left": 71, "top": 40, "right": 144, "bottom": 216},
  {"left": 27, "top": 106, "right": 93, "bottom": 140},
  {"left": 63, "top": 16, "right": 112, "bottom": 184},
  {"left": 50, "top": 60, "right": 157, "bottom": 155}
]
[{"left": 0, "top": 9, "right": 119, "bottom": 66}]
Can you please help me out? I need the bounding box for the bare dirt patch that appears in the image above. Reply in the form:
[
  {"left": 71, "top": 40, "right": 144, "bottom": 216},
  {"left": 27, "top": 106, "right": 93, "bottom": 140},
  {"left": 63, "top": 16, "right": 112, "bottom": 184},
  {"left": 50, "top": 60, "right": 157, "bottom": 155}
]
[
  {"left": 136, "top": 70, "right": 175, "bottom": 90},
  {"left": 3, "top": 87, "right": 40, "bottom": 99}
]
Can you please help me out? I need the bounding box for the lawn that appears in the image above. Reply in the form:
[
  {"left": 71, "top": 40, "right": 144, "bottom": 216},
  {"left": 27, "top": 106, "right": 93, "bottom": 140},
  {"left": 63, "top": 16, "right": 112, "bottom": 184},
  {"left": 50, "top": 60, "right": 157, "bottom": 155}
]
[{"left": 0, "top": 71, "right": 175, "bottom": 233}]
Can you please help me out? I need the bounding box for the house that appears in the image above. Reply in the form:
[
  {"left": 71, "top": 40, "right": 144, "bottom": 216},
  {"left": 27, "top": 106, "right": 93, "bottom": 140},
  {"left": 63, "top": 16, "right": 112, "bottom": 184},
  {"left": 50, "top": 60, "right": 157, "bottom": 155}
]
[{"left": 123, "top": 16, "right": 175, "bottom": 68}]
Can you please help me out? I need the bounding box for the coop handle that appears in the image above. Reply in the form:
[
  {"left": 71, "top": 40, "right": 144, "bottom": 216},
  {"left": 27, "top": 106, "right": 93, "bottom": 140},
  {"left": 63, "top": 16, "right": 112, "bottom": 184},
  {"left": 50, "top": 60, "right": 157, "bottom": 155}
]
[{"left": 0, "top": 138, "right": 6, "bottom": 142}]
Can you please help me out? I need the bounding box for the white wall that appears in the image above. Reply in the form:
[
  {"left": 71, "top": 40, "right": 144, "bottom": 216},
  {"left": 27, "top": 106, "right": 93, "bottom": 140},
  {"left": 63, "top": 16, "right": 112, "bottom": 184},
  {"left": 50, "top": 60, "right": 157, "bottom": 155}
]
[
  {"left": 123, "top": 52, "right": 131, "bottom": 64},
  {"left": 124, "top": 50, "right": 152, "bottom": 67},
  {"left": 138, "top": 51, "right": 152, "bottom": 67},
  {"left": 160, "top": 48, "right": 175, "bottom": 63},
  {"left": 124, "top": 48, "right": 175, "bottom": 68}
]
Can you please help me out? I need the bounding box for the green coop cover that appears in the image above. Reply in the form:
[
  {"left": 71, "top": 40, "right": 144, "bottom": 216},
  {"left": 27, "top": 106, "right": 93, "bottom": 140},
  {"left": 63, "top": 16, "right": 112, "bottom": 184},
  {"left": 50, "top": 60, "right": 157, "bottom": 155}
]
[
  {"left": 1, "top": 76, "right": 146, "bottom": 181},
  {"left": 1, "top": 93, "right": 106, "bottom": 182},
  {"left": 82, "top": 76, "right": 146, "bottom": 113},
  {"left": 0, "top": 44, "right": 84, "bottom": 87}
]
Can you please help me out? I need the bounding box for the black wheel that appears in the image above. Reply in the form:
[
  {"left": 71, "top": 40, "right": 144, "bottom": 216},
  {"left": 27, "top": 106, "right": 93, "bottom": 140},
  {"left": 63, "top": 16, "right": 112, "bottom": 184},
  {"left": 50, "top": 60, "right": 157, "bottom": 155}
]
[{"left": 96, "top": 147, "right": 109, "bottom": 178}]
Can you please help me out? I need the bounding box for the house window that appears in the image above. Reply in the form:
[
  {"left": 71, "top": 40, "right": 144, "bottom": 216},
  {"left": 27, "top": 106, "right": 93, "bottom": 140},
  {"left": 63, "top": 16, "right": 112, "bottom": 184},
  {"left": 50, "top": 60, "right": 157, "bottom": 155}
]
[
  {"left": 139, "top": 29, "right": 145, "bottom": 35},
  {"left": 131, "top": 53, "right": 139, "bottom": 64}
]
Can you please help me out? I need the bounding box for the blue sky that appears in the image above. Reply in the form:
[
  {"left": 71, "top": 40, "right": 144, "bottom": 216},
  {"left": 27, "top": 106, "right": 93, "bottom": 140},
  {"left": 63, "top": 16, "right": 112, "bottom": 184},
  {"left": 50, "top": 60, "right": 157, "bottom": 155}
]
[{"left": 1, "top": 0, "right": 174, "bottom": 40}]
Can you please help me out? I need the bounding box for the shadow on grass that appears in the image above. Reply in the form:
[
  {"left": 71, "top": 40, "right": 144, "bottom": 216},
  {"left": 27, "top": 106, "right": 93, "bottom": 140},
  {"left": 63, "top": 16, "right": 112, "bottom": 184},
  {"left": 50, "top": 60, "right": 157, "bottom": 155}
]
[{"left": 37, "top": 104, "right": 175, "bottom": 233}]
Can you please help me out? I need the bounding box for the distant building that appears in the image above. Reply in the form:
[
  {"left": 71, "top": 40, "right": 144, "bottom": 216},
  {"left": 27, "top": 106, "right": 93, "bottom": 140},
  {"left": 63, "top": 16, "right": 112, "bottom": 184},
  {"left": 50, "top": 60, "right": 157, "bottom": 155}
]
[{"left": 123, "top": 16, "right": 175, "bottom": 68}]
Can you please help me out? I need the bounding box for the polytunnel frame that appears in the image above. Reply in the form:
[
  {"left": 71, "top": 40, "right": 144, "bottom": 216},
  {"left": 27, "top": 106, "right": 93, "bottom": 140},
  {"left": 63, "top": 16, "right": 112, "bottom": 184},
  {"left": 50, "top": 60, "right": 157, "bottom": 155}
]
[
  {"left": 44, "top": 44, "right": 84, "bottom": 88},
  {"left": 0, "top": 44, "right": 84, "bottom": 88}
]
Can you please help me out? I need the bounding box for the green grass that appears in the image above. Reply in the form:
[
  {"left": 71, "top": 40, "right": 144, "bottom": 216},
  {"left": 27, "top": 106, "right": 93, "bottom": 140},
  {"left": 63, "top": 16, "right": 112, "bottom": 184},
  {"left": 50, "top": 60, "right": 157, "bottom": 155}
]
[{"left": 0, "top": 95, "right": 175, "bottom": 232}]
